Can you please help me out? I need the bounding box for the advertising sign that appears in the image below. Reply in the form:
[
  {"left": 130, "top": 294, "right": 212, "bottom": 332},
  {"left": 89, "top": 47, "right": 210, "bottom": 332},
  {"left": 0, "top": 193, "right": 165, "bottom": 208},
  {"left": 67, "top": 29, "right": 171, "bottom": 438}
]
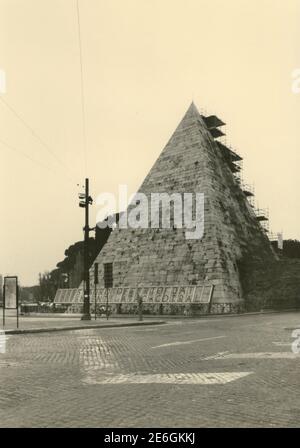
[{"left": 4, "top": 276, "right": 18, "bottom": 309}]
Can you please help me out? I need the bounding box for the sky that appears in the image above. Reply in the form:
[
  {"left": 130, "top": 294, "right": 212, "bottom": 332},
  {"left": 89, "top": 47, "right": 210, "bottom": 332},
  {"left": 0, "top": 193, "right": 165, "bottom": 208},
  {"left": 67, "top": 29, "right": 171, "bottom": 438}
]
[{"left": 0, "top": 0, "right": 300, "bottom": 286}]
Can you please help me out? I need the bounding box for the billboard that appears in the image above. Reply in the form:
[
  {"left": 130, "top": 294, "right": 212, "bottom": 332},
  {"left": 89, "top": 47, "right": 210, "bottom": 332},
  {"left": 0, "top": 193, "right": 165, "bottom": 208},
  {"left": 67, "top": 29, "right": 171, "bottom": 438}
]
[{"left": 4, "top": 276, "right": 18, "bottom": 309}]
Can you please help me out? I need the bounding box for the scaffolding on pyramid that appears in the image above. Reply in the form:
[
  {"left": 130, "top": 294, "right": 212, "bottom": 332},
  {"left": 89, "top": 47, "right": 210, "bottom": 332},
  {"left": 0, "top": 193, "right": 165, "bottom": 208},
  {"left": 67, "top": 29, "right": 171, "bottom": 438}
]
[{"left": 201, "top": 110, "right": 271, "bottom": 238}]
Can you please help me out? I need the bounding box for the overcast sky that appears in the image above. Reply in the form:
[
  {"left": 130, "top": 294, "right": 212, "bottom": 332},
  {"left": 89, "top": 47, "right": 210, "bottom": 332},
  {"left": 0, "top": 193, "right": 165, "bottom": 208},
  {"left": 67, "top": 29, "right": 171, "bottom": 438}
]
[{"left": 1, "top": 0, "right": 300, "bottom": 286}]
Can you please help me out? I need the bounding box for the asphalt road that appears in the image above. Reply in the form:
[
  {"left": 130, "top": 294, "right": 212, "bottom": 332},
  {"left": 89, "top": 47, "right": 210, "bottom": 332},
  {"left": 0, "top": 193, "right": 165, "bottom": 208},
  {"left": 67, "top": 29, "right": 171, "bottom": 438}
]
[{"left": 0, "top": 312, "right": 300, "bottom": 427}]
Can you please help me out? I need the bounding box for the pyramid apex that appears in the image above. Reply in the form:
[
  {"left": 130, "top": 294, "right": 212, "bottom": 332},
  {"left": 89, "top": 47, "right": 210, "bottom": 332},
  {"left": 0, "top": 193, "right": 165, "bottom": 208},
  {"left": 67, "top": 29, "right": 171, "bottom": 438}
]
[
  {"left": 187, "top": 101, "right": 200, "bottom": 115},
  {"left": 181, "top": 101, "right": 202, "bottom": 122},
  {"left": 175, "top": 101, "right": 202, "bottom": 131}
]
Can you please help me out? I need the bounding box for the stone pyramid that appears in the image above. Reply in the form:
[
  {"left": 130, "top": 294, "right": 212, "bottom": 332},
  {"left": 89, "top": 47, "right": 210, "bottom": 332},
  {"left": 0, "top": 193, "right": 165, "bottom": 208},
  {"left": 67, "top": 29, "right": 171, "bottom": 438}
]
[{"left": 89, "top": 102, "right": 276, "bottom": 313}]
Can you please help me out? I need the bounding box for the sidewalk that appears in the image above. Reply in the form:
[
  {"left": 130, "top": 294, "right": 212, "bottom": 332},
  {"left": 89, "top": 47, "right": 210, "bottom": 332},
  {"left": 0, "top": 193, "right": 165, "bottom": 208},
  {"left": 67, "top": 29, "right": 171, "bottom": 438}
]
[
  {"left": 0, "top": 315, "right": 166, "bottom": 335},
  {"left": 1, "top": 308, "right": 299, "bottom": 335}
]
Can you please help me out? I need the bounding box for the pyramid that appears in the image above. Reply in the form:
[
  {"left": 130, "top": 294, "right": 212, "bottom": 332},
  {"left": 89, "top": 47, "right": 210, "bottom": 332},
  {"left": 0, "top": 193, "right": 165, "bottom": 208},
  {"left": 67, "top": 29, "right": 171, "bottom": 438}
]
[{"left": 88, "top": 102, "right": 276, "bottom": 313}]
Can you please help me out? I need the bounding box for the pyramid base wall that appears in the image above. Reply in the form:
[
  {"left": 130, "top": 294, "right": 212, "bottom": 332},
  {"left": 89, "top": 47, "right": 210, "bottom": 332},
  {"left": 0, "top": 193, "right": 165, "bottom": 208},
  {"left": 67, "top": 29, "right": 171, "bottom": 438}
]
[
  {"left": 58, "top": 279, "right": 246, "bottom": 315},
  {"left": 64, "top": 299, "right": 245, "bottom": 316}
]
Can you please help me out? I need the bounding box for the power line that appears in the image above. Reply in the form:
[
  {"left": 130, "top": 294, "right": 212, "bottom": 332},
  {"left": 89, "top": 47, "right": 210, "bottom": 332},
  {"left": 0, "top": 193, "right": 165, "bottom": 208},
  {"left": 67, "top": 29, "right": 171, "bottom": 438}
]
[
  {"left": 76, "top": 0, "right": 88, "bottom": 176},
  {"left": 0, "top": 137, "right": 75, "bottom": 185},
  {"left": 0, "top": 95, "right": 79, "bottom": 183}
]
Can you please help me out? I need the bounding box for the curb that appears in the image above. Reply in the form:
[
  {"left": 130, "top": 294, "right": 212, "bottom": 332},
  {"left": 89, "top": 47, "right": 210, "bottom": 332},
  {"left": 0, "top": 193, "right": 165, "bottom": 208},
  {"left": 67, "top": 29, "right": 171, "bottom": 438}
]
[
  {"left": 199, "top": 309, "right": 300, "bottom": 319},
  {"left": 3, "top": 320, "right": 166, "bottom": 335}
]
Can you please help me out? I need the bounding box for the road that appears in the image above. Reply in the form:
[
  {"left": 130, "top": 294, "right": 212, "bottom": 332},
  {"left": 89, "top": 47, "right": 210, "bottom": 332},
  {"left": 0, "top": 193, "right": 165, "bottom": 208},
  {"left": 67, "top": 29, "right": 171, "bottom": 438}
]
[{"left": 0, "top": 312, "right": 300, "bottom": 427}]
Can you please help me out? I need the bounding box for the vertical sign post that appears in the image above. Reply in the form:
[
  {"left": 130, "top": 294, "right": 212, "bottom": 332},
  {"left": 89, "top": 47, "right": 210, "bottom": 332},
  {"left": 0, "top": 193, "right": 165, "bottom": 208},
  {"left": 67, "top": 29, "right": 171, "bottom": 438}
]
[
  {"left": 106, "top": 288, "right": 109, "bottom": 320},
  {"left": 94, "top": 263, "right": 98, "bottom": 320},
  {"left": 3, "top": 276, "right": 19, "bottom": 329},
  {"left": 104, "top": 263, "right": 113, "bottom": 320},
  {"left": 207, "top": 284, "right": 215, "bottom": 314},
  {"left": 137, "top": 288, "right": 143, "bottom": 322}
]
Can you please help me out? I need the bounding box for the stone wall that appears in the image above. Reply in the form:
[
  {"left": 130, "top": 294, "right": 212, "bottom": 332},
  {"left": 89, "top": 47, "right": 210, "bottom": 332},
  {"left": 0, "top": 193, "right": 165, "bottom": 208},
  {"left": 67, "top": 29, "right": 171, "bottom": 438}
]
[{"left": 239, "top": 257, "right": 300, "bottom": 311}]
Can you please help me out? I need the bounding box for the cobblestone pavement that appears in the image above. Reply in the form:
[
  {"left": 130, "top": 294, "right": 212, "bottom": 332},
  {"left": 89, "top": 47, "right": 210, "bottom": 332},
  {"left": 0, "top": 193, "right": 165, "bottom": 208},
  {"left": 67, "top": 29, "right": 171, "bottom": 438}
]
[{"left": 0, "top": 312, "right": 300, "bottom": 427}]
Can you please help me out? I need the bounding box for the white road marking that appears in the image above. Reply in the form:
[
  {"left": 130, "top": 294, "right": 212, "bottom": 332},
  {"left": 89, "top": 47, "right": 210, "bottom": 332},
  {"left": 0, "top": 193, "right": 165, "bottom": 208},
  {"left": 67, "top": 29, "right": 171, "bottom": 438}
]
[
  {"left": 79, "top": 341, "right": 120, "bottom": 371},
  {"left": 151, "top": 335, "right": 226, "bottom": 349},
  {"left": 135, "top": 320, "right": 224, "bottom": 331},
  {"left": 203, "top": 351, "right": 300, "bottom": 360},
  {"left": 227, "top": 352, "right": 300, "bottom": 359},
  {"left": 202, "top": 351, "right": 230, "bottom": 360},
  {"left": 165, "top": 319, "right": 223, "bottom": 326},
  {"left": 272, "top": 342, "right": 292, "bottom": 347},
  {"left": 83, "top": 371, "right": 253, "bottom": 385}
]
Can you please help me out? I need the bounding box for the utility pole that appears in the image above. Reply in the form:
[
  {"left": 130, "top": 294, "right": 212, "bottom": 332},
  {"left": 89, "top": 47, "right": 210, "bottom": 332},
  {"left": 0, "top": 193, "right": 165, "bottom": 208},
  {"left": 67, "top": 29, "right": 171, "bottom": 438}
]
[
  {"left": 94, "top": 262, "right": 98, "bottom": 320},
  {"left": 103, "top": 263, "right": 113, "bottom": 320},
  {"left": 79, "top": 178, "right": 93, "bottom": 320}
]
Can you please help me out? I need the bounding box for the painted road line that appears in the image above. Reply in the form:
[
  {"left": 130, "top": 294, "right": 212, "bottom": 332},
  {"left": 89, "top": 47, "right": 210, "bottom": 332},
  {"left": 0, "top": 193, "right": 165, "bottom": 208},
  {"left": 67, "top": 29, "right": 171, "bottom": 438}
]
[
  {"left": 226, "top": 352, "right": 300, "bottom": 359},
  {"left": 272, "top": 342, "right": 292, "bottom": 346},
  {"left": 83, "top": 371, "right": 253, "bottom": 385},
  {"left": 151, "top": 335, "right": 226, "bottom": 349},
  {"left": 203, "top": 352, "right": 300, "bottom": 360},
  {"left": 202, "top": 351, "right": 230, "bottom": 360}
]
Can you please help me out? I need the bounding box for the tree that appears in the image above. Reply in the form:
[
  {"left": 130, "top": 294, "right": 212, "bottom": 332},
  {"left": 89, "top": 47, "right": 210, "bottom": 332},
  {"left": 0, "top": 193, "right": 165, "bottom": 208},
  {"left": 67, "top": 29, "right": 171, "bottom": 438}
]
[
  {"left": 31, "top": 213, "right": 120, "bottom": 301},
  {"left": 283, "top": 239, "right": 300, "bottom": 259}
]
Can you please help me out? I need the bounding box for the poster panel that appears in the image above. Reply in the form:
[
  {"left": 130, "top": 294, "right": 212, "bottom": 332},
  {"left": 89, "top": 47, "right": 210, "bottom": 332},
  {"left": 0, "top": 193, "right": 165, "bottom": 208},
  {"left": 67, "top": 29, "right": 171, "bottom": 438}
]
[{"left": 4, "top": 276, "right": 18, "bottom": 309}]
